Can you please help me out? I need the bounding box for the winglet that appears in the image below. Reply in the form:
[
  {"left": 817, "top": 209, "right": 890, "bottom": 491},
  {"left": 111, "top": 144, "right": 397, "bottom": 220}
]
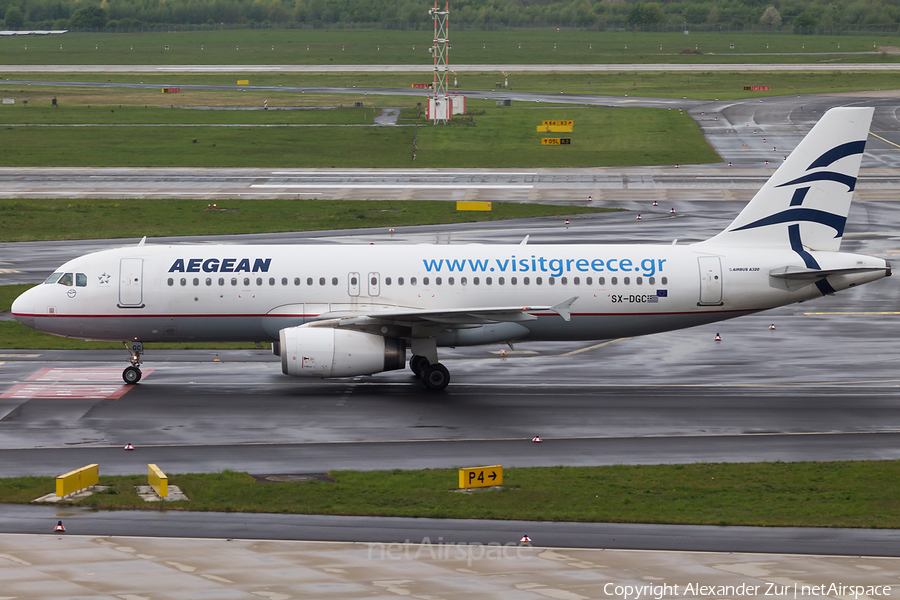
[
  {"left": 138, "top": 236, "right": 146, "bottom": 247},
  {"left": 520, "top": 235, "right": 529, "bottom": 246},
  {"left": 550, "top": 296, "right": 578, "bottom": 322}
]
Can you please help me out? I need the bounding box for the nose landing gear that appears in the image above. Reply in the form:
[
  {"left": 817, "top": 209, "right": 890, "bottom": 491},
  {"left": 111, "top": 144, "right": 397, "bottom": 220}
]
[{"left": 122, "top": 341, "right": 143, "bottom": 384}]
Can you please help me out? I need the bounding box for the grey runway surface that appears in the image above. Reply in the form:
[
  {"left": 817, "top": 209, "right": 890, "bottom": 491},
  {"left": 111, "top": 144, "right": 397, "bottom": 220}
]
[{"left": 5, "top": 504, "right": 900, "bottom": 556}]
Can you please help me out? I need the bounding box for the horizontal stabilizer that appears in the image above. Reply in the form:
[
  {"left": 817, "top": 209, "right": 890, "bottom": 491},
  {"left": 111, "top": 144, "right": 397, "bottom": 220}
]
[{"left": 769, "top": 265, "right": 889, "bottom": 280}]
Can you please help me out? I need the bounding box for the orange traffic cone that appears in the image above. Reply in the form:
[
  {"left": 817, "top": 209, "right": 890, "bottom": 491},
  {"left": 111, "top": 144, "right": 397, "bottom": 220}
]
[{"left": 55, "top": 521, "right": 65, "bottom": 533}]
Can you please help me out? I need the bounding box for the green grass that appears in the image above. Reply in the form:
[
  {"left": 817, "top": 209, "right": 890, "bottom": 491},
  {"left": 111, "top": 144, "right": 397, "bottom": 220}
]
[
  {"left": 6, "top": 69, "right": 900, "bottom": 101},
  {"left": 0, "top": 104, "right": 382, "bottom": 124},
  {"left": 0, "top": 199, "right": 615, "bottom": 242},
  {"left": 0, "top": 106, "right": 717, "bottom": 167},
  {"left": 3, "top": 461, "right": 900, "bottom": 527},
  {"left": 1, "top": 29, "right": 899, "bottom": 65}
]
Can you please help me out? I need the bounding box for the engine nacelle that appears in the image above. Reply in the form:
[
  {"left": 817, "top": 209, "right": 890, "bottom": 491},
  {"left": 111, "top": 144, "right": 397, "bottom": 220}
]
[{"left": 280, "top": 326, "right": 406, "bottom": 378}]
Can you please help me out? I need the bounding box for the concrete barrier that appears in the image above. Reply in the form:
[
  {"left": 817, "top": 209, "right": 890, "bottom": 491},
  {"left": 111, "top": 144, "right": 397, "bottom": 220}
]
[
  {"left": 148, "top": 464, "right": 168, "bottom": 498},
  {"left": 56, "top": 464, "right": 99, "bottom": 498}
]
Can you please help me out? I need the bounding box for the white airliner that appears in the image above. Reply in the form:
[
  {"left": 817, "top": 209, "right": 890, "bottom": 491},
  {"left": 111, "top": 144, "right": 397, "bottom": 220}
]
[{"left": 10, "top": 107, "right": 892, "bottom": 390}]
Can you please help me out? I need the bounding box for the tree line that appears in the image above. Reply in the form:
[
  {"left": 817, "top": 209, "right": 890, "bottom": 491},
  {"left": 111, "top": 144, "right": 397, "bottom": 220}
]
[{"left": 2, "top": 0, "right": 900, "bottom": 32}]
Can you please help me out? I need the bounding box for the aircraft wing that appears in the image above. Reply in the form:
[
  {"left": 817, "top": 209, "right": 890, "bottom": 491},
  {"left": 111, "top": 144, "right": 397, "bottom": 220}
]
[{"left": 309, "top": 296, "right": 579, "bottom": 329}]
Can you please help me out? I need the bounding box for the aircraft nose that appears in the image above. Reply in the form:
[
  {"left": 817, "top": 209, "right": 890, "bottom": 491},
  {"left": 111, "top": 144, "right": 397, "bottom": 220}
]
[{"left": 11, "top": 288, "right": 35, "bottom": 330}]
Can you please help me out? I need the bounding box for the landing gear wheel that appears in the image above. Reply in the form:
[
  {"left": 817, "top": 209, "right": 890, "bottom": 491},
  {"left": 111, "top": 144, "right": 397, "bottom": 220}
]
[
  {"left": 410, "top": 354, "right": 430, "bottom": 377},
  {"left": 421, "top": 363, "right": 450, "bottom": 391},
  {"left": 123, "top": 366, "right": 142, "bottom": 384}
]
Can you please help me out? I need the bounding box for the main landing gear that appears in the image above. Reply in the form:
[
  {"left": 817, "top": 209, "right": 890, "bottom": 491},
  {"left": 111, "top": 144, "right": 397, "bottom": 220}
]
[
  {"left": 409, "top": 354, "right": 450, "bottom": 391},
  {"left": 122, "top": 341, "right": 143, "bottom": 384}
]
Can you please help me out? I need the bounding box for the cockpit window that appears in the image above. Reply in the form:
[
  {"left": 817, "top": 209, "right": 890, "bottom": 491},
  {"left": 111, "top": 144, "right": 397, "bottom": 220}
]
[
  {"left": 75, "top": 273, "right": 87, "bottom": 287},
  {"left": 57, "top": 273, "right": 74, "bottom": 286},
  {"left": 44, "top": 273, "right": 63, "bottom": 284}
]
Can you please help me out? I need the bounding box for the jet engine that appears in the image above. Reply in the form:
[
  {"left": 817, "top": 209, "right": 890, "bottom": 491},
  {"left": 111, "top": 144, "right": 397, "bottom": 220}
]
[{"left": 280, "top": 326, "right": 406, "bottom": 378}]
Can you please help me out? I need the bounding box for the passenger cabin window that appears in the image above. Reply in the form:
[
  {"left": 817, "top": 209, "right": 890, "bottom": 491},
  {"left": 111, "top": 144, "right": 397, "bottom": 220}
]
[
  {"left": 167, "top": 278, "right": 174, "bottom": 286},
  {"left": 244, "top": 277, "right": 250, "bottom": 286},
  {"left": 44, "top": 273, "right": 63, "bottom": 284},
  {"left": 398, "top": 277, "right": 404, "bottom": 285},
  {"left": 319, "top": 277, "right": 326, "bottom": 286},
  {"left": 75, "top": 273, "right": 87, "bottom": 287},
  {"left": 58, "top": 273, "right": 74, "bottom": 286},
  {"left": 294, "top": 278, "right": 300, "bottom": 286},
  {"left": 332, "top": 277, "right": 339, "bottom": 286}
]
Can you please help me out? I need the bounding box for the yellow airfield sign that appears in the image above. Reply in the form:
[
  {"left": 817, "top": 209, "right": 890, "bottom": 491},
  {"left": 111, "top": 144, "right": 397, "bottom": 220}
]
[
  {"left": 459, "top": 465, "right": 503, "bottom": 488},
  {"left": 541, "top": 138, "right": 571, "bottom": 145},
  {"left": 536, "top": 125, "right": 574, "bottom": 132}
]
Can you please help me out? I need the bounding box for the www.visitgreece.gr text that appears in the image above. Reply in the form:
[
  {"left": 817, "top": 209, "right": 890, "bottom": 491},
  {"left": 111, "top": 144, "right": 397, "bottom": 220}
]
[{"left": 422, "top": 256, "right": 667, "bottom": 278}]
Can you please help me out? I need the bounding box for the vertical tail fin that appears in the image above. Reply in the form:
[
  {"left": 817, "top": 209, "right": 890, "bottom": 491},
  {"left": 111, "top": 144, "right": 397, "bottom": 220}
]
[{"left": 704, "top": 107, "right": 873, "bottom": 251}]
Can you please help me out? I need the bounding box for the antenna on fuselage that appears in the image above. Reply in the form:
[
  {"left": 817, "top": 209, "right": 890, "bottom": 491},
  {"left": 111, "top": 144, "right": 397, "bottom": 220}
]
[
  {"left": 520, "top": 235, "right": 529, "bottom": 246},
  {"left": 138, "top": 236, "right": 146, "bottom": 246}
]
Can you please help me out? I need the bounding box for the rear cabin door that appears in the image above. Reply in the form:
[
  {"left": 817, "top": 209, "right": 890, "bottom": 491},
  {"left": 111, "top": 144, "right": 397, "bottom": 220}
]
[
  {"left": 697, "top": 256, "right": 723, "bottom": 306},
  {"left": 119, "top": 258, "right": 144, "bottom": 307}
]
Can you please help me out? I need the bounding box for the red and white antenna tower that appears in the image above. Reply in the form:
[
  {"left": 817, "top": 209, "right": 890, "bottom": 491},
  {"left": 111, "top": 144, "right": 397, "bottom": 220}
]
[{"left": 428, "top": 1, "right": 450, "bottom": 124}]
